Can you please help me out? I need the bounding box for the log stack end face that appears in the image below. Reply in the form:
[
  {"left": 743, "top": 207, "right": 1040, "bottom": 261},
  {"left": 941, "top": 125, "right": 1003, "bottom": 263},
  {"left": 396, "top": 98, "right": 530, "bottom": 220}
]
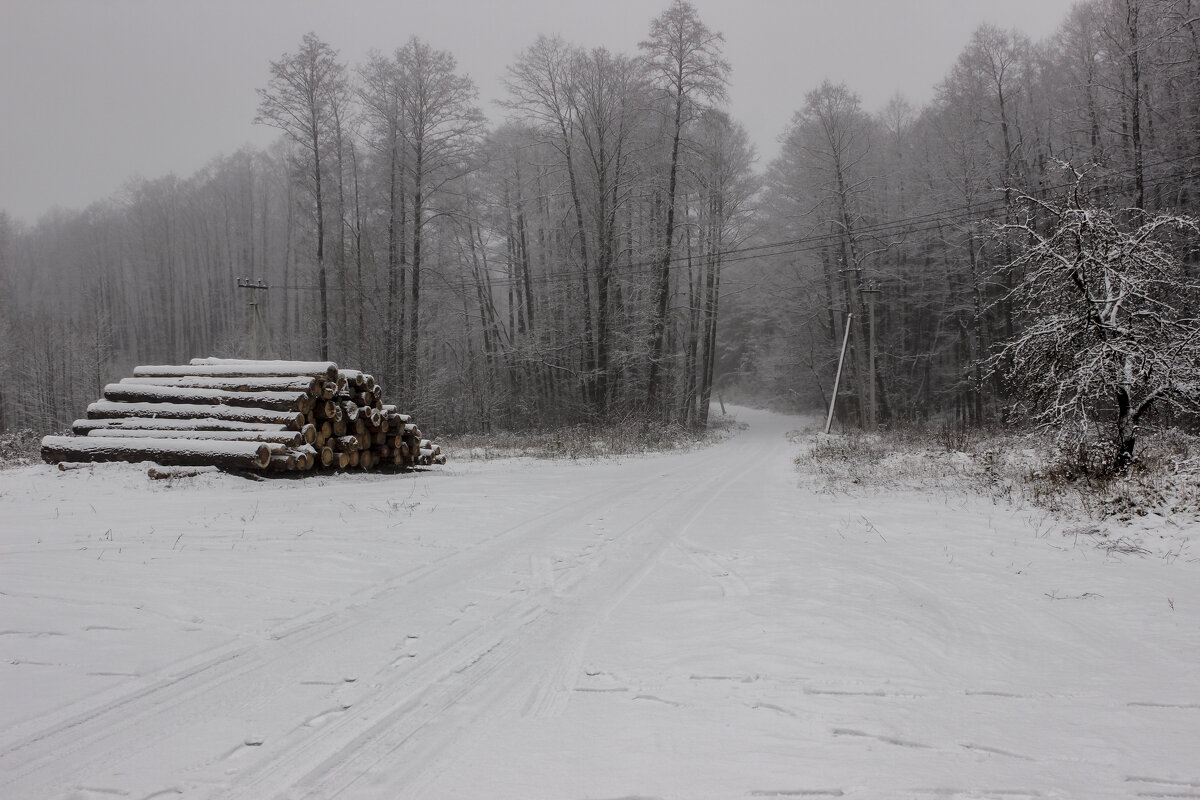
[{"left": 42, "top": 358, "right": 444, "bottom": 476}]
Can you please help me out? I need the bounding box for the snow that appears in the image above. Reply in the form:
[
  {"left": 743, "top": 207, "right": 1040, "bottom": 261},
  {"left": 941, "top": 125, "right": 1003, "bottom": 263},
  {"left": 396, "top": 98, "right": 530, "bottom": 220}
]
[
  {"left": 103, "top": 383, "right": 309, "bottom": 406},
  {"left": 75, "top": 417, "right": 287, "bottom": 433},
  {"left": 86, "top": 400, "right": 301, "bottom": 426},
  {"left": 121, "top": 376, "right": 317, "bottom": 392},
  {"left": 2, "top": 408, "right": 1197, "bottom": 799},
  {"left": 187, "top": 358, "right": 339, "bottom": 373},
  {"left": 135, "top": 362, "right": 337, "bottom": 379},
  {"left": 39, "top": 435, "right": 275, "bottom": 461}
]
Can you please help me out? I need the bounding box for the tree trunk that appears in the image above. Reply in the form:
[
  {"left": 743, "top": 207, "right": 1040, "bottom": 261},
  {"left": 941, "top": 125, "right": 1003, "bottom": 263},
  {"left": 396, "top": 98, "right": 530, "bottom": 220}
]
[
  {"left": 73, "top": 417, "right": 290, "bottom": 434},
  {"left": 313, "top": 116, "right": 329, "bottom": 361},
  {"left": 102, "top": 383, "right": 312, "bottom": 412},
  {"left": 1115, "top": 385, "right": 1136, "bottom": 470},
  {"left": 387, "top": 133, "right": 401, "bottom": 384},
  {"left": 41, "top": 435, "right": 274, "bottom": 471},
  {"left": 647, "top": 97, "right": 685, "bottom": 412},
  {"left": 151, "top": 359, "right": 339, "bottom": 380},
  {"left": 83, "top": 428, "right": 305, "bottom": 446},
  {"left": 86, "top": 400, "right": 304, "bottom": 430},
  {"left": 1127, "top": 0, "right": 1145, "bottom": 211},
  {"left": 120, "top": 375, "right": 319, "bottom": 394},
  {"left": 408, "top": 140, "right": 424, "bottom": 395}
]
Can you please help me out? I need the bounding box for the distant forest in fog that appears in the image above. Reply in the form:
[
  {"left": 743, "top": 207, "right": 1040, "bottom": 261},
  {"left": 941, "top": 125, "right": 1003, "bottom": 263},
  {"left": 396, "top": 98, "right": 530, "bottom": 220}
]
[{"left": 2, "top": 0, "right": 1198, "bottom": 435}]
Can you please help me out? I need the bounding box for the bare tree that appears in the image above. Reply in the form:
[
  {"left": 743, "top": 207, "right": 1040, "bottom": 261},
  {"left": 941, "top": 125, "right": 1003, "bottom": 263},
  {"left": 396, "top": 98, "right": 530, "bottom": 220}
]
[
  {"left": 690, "top": 112, "right": 756, "bottom": 427},
  {"left": 256, "top": 32, "right": 348, "bottom": 360},
  {"left": 394, "top": 37, "right": 485, "bottom": 394},
  {"left": 359, "top": 49, "right": 408, "bottom": 384},
  {"left": 505, "top": 36, "right": 597, "bottom": 406},
  {"left": 997, "top": 165, "right": 1200, "bottom": 470},
  {"left": 772, "top": 81, "right": 876, "bottom": 426},
  {"left": 639, "top": 0, "right": 729, "bottom": 414}
]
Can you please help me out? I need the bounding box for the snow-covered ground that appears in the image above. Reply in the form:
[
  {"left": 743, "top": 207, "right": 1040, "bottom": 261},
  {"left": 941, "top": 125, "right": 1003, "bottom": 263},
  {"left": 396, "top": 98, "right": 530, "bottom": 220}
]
[{"left": 1, "top": 408, "right": 1197, "bottom": 799}]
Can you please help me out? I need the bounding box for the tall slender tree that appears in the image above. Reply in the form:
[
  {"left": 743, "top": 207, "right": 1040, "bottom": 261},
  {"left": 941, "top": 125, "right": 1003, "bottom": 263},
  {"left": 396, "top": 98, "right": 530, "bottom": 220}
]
[
  {"left": 639, "top": 0, "right": 730, "bottom": 415},
  {"left": 394, "top": 37, "right": 486, "bottom": 395},
  {"left": 255, "top": 32, "right": 348, "bottom": 360}
]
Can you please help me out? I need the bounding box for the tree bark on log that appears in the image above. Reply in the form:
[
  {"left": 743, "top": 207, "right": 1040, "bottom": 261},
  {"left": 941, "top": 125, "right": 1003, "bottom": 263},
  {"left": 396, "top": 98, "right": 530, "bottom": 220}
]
[
  {"left": 84, "top": 429, "right": 305, "bottom": 446},
  {"left": 73, "top": 418, "right": 289, "bottom": 435},
  {"left": 41, "top": 436, "right": 273, "bottom": 470},
  {"left": 103, "top": 383, "right": 312, "bottom": 412},
  {"left": 147, "top": 465, "right": 221, "bottom": 480},
  {"left": 136, "top": 362, "right": 338, "bottom": 380},
  {"left": 119, "top": 376, "right": 319, "bottom": 394},
  {"left": 187, "top": 358, "right": 340, "bottom": 380},
  {"left": 85, "top": 401, "right": 304, "bottom": 430}
]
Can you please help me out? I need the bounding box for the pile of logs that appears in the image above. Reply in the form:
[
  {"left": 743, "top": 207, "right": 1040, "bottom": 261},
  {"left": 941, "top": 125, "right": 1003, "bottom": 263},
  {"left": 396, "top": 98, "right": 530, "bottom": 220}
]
[{"left": 40, "top": 358, "right": 445, "bottom": 475}]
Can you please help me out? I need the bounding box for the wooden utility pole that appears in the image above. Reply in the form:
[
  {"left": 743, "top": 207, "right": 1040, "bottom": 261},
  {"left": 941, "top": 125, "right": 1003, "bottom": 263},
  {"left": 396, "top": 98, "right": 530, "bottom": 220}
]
[
  {"left": 825, "top": 312, "right": 853, "bottom": 435},
  {"left": 236, "top": 277, "right": 271, "bottom": 359}
]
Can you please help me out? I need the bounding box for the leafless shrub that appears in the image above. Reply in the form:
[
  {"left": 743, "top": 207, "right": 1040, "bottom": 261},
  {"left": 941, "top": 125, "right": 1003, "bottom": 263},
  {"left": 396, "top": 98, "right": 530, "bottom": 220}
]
[
  {"left": 0, "top": 428, "right": 44, "bottom": 468},
  {"left": 798, "top": 422, "right": 1200, "bottom": 536},
  {"left": 936, "top": 420, "right": 972, "bottom": 453}
]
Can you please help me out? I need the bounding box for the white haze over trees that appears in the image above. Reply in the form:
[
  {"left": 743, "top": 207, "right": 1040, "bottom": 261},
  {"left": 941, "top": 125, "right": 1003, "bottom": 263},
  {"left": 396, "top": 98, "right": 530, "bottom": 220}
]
[{"left": 2, "top": 0, "right": 1199, "bottom": 464}]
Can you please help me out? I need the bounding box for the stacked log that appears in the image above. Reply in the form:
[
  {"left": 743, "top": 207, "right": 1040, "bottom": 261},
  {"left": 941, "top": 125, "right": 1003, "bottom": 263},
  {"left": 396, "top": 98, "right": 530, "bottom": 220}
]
[{"left": 40, "top": 358, "right": 445, "bottom": 475}]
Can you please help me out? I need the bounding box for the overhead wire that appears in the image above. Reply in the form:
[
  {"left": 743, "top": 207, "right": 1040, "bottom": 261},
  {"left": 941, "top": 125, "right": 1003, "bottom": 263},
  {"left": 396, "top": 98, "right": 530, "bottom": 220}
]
[{"left": 278, "top": 153, "right": 1200, "bottom": 294}]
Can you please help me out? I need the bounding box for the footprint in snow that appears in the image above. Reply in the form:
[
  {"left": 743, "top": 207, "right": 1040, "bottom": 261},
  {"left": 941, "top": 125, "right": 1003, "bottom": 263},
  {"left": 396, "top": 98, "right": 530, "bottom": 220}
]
[
  {"left": 831, "top": 727, "right": 930, "bottom": 749},
  {"left": 138, "top": 789, "right": 184, "bottom": 800},
  {"left": 959, "top": 742, "right": 1034, "bottom": 761},
  {"left": 302, "top": 705, "right": 350, "bottom": 728},
  {"left": 1126, "top": 776, "right": 1200, "bottom": 798},
  {"left": 221, "top": 736, "right": 266, "bottom": 764},
  {"left": 1127, "top": 701, "right": 1200, "bottom": 709}
]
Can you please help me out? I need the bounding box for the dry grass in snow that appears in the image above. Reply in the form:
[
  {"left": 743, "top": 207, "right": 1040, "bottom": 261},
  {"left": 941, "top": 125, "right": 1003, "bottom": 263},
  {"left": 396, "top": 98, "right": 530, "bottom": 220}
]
[
  {"left": 440, "top": 412, "right": 745, "bottom": 461},
  {"left": 797, "top": 422, "right": 1200, "bottom": 561}
]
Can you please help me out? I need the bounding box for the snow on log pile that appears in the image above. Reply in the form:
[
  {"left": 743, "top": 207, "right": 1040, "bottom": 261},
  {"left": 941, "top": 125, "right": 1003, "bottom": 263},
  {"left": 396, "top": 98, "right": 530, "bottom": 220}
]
[{"left": 40, "top": 358, "right": 445, "bottom": 475}]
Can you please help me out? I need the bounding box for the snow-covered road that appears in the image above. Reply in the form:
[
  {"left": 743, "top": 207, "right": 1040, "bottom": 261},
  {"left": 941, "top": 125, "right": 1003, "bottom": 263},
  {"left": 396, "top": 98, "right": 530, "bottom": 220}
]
[{"left": 1, "top": 408, "right": 1197, "bottom": 799}]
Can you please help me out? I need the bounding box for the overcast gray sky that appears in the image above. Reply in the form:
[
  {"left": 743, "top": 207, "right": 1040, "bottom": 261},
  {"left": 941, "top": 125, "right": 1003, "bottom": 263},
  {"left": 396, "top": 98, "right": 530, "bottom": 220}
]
[{"left": 1, "top": 0, "right": 1078, "bottom": 225}]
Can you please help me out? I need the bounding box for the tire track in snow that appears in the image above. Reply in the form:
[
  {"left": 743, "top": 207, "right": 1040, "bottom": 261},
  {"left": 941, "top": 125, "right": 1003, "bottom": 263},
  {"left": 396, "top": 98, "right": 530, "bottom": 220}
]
[
  {"left": 261, "top": 426, "right": 772, "bottom": 799},
  {"left": 189, "top": 443, "right": 750, "bottom": 799},
  {"left": 0, "top": 461, "right": 694, "bottom": 798},
  {"left": 389, "top": 426, "right": 778, "bottom": 799}
]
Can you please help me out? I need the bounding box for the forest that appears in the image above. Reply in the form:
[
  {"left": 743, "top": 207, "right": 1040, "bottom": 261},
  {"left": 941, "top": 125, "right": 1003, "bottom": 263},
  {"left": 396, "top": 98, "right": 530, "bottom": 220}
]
[{"left": 2, "top": 0, "right": 1199, "bottom": 453}]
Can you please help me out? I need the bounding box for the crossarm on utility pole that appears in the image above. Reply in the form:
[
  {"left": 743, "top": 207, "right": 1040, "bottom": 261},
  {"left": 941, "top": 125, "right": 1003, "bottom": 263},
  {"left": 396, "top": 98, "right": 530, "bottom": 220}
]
[{"left": 236, "top": 277, "right": 271, "bottom": 359}]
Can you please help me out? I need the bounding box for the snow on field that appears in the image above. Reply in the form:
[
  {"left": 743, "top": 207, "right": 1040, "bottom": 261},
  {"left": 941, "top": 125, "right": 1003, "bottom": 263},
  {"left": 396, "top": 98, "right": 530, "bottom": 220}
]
[{"left": 1, "top": 408, "right": 1197, "bottom": 799}]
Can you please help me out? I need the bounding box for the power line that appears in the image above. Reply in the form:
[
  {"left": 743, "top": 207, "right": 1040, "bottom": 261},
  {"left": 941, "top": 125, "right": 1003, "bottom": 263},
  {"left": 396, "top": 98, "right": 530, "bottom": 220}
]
[{"left": 277, "top": 156, "right": 1200, "bottom": 294}]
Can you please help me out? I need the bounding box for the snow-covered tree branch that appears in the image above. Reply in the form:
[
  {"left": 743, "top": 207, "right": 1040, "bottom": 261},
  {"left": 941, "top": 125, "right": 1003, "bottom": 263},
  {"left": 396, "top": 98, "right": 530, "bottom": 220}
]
[{"left": 996, "top": 164, "right": 1200, "bottom": 471}]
